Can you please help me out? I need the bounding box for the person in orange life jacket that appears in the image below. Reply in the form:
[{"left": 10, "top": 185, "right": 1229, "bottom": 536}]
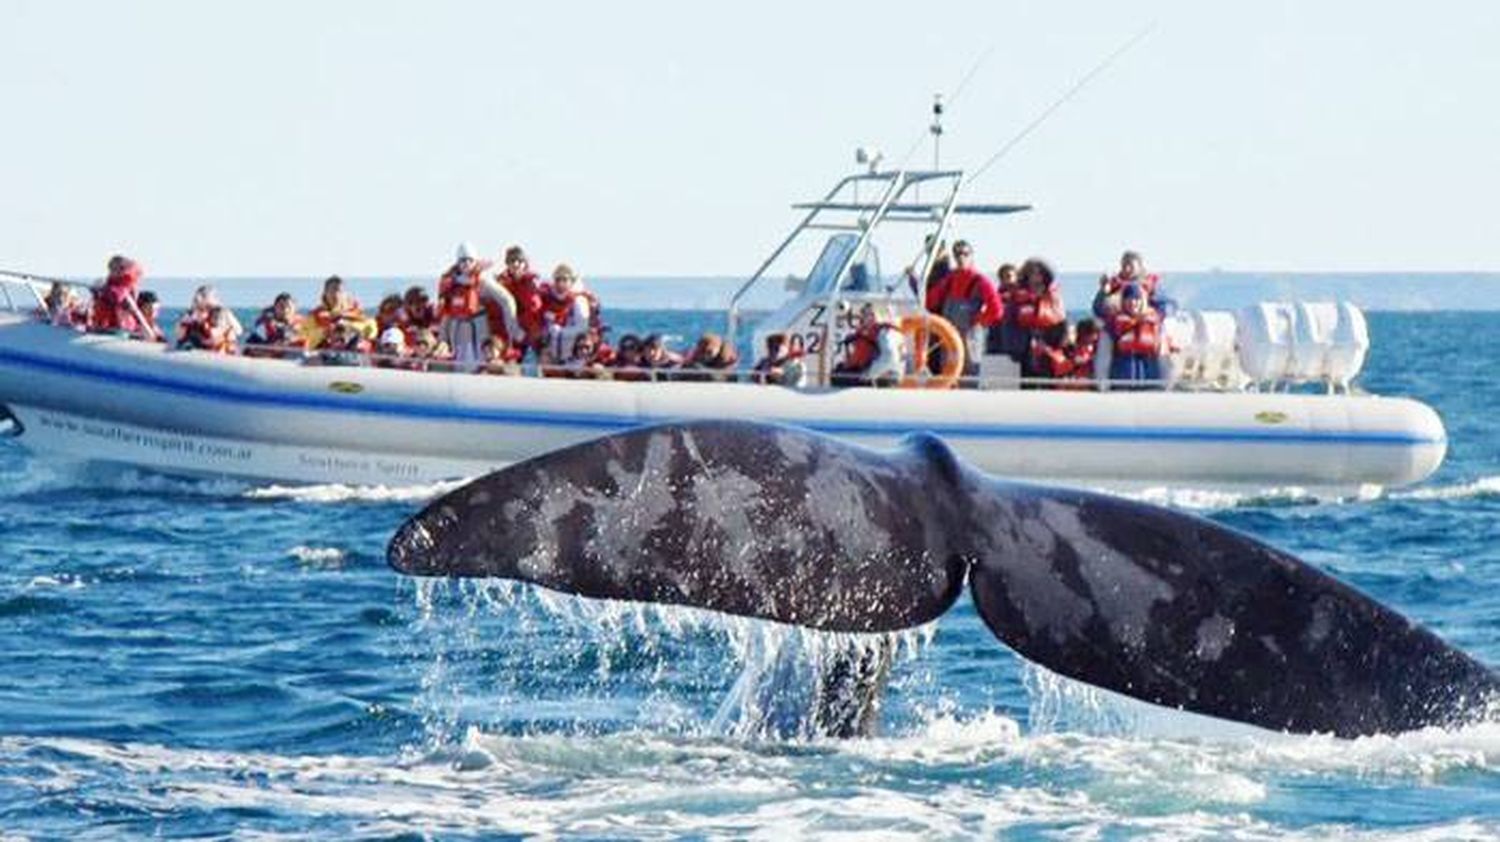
[
  {"left": 639, "top": 334, "right": 683, "bottom": 381},
  {"left": 42, "top": 282, "right": 89, "bottom": 330},
  {"left": 245, "top": 292, "right": 304, "bottom": 358},
  {"left": 410, "top": 328, "right": 453, "bottom": 373},
  {"left": 310, "top": 275, "right": 364, "bottom": 335},
  {"left": 1027, "top": 321, "right": 1075, "bottom": 388},
  {"left": 833, "top": 303, "right": 904, "bottom": 388},
  {"left": 1013, "top": 258, "right": 1067, "bottom": 382},
  {"left": 315, "top": 320, "right": 371, "bottom": 366},
  {"left": 1094, "top": 249, "right": 1175, "bottom": 319},
  {"left": 175, "top": 285, "right": 241, "bottom": 351},
  {"left": 497, "top": 245, "right": 545, "bottom": 355},
  {"left": 539, "top": 264, "right": 599, "bottom": 362},
  {"left": 90, "top": 255, "right": 160, "bottom": 340},
  {"left": 924, "top": 240, "right": 1002, "bottom": 382},
  {"left": 437, "top": 242, "right": 497, "bottom": 369},
  {"left": 987, "top": 262, "right": 1028, "bottom": 359},
  {"left": 563, "top": 331, "right": 613, "bottom": 381},
  {"left": 1068, "top": 319, "right": 1101, "bottom": 384},
  {"left": 1107, "top": 284, "right": 1163, "bottom": 389}
]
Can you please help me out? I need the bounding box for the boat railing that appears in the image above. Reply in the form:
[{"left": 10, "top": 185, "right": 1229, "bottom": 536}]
[{"left": 0, "top": 269, "right": 68, "bottom": 314}]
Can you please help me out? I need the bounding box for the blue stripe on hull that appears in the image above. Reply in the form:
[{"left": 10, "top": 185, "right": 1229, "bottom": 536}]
[{"left": 0, "top": 345, "right": 1445, "bottom": 447}]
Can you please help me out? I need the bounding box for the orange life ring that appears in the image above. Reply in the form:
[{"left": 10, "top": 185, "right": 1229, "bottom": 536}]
[{"left": 898, "top": 313, "right": 964, "bottom": 389}]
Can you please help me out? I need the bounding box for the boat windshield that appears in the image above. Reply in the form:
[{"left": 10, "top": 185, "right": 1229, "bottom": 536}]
[{"left": 805, "top": 234, "right": 882, "bottom": 297}]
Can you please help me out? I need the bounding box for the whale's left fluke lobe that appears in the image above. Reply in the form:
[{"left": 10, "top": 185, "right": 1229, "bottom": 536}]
[{"left": 389, "top": 421, "right": 972, "bottom": 632}]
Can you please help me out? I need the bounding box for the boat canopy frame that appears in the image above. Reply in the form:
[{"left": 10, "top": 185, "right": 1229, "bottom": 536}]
[{"left": 725, "top": 168, "right": 1030, "bottom": 360}]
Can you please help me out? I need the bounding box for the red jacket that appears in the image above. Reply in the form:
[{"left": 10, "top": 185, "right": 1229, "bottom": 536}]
[{"left": 925, "top": 267, "right": 1003, "bottom": 328}]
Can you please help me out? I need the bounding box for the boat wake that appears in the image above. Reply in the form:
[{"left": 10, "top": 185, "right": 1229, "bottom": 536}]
[{"left": 243, "top": 479, "right": 470, "bottom": 504}]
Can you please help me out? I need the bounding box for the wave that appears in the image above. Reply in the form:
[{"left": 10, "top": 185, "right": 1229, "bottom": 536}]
[
  {"left": 244, "top": 479, "right": 468, "bottom": 504},
  {"left": 1391, "top": 475, "right": 1500, "bottom": 502}
]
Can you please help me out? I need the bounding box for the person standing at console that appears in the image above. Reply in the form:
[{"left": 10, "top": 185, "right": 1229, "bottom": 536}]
[{"left": 924, "top": 240, "right": 1002, "bottom": 383}]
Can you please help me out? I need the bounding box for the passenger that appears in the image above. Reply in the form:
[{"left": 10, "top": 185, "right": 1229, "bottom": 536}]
[
  {"left": 479, "top": 334, "right": 523, "bottom": 376},
  {"left": 375, "top": 294, "right": 405, "bottom": 335},
  {"left": 905, "top": 237, "right": 952, "bottom": 299},
  {"left": 308, "top": 275, "right": 366, "bottom": 347},
  {"left": 564, "top": 331, "right": 612, "bottom": 380},
  {"left": 372, "top": 327, "right": 409, "bottom": 369},
  {"left": 986, "top": 263, "right": 1027, "bottom": 359},
  {"left": 497, "top": 245, "right": 544, "bottom": 356},
  {"left": 639, "top": 334, "right": 682, "bottom": 381},
  {"left": 411, "top": 328, "right": 453, "bottom": 373},
  {"left": 1068, "top": 318, "right": 1101, "bottom": 385},
  {"left": 752, "top": 332, "right": 808, "bottom": 387},
  {"left": 832, "top": 303, "right": 904, "bottom": 387},
  {"left": 539, "top": 264, "right": 600, "bottom": 363},
  {"left": 923, "top": 240, "right": 1002, "bottom": 383},
  {"left": 681, "top": 332, "right": 740, "bottom": 382},
  {"left": 136, "top": 291, "right": 166, "bottom": 342},
  {"left": 1028, "top": 321, "right": 1075, "bottom": 387},
  {"left": 42, "top": 282, "right": 89, "bottom": 329},
  {"left": 611, "top": 333, "right": 648, "bottom": 382},
  {"left": 245, "top": 292, "right": 304, "bottom": 358},
  {"left": 1013, "top": 258, "right": 1066, "bottom": 384},
  {"left": 1106, "top": 284, "right": 1163, "bottom": 390},
  {"left": 89, "top": 255, "right": 159, "bottom": 339},
  {"left": 401, "top": 285, "right": 439, "bottom": 337},
  {"left": 1094, "top": 250, "right": 1174, "bottom": 319},
  {"left": 437, "top": 242, "right": 495, "bottom": 369},
  {"left": 175, "top": 286, "right": 242, "bottom": 351}
]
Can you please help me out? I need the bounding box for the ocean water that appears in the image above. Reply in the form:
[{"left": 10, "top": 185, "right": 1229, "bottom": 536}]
[{"left": 0, "top": 311, "right": 1496, "bottom": 839}]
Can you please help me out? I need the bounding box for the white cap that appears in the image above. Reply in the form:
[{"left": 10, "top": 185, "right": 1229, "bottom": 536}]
[
  {"left": 456, "top": 241, "right": 478, "bottom": 262},
  {"left": 379, "top": 327, "right": 406, "bottom": 349}
]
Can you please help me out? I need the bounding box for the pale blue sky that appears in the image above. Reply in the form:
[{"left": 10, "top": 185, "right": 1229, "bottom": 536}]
[{"left": 2, "top": 1, "right": 1497, "bottom": 278}]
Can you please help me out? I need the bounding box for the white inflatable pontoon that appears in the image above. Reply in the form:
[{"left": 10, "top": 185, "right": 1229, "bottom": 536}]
[{"left": 0, "top": 165, "right": 1446, "bottom": 492}]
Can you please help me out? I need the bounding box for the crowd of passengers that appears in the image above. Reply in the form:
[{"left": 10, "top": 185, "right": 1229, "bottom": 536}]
[
  {"left": 844, "top": 241, "right": 1175, "bottom": 389},
  {"left": 37, "top": 243, "right": 1172, "bottom": 388}
]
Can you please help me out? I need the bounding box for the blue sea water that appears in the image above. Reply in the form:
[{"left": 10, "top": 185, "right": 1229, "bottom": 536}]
[{"left": 0, "top": 311, "right": 1496, "bottom": 839}]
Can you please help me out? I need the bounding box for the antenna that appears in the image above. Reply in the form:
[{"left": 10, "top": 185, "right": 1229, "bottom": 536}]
[
  {"left": 895, "top": 46, "right": 994, "bottom": 170},
  {"left": 966, "top": 21, "right": 1157, "bottom": 187}
]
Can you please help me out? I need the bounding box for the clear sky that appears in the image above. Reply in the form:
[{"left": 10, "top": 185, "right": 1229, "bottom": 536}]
[{"left": 2, "top": 0, "right": 1497, "bottom": 279}]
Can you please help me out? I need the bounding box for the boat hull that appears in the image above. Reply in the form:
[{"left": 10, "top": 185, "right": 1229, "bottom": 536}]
[{"left": 0, "top": 316, "right": 1448, "bottom": 491}]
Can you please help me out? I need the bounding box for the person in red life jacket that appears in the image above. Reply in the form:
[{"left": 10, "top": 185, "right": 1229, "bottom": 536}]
[
  {"left": 374, "top": 294, "right": 405, "bottom": 335},
  {"left": 1028, "top": 321, "right": 1075, "bottom": 388},
  {"left": 313, "top": 319, "right": 372, "bottom": 367},
  {"left": 309, "top": 275, "right": 365, "bottom": 339},
  {"left": 437, "top": 241, "right": 497, "bottom": 369},
  {"left": 1064, "top": 318, "right": 1101, "bottom": 387},
  {"left": 41, "top": 282, "right": 90, "bottom": 330},
  {"left": 497, "top": 245, "right": 544, "bottom": 356},
  {"left": 680, "top": 332, "right": 740, "bottom": 383},
  {"left": 401, "top": 285, "right": 439, "bottom": 339},
  {"left": 833, "top": 304, "right": 905, "bottom": 388},
  {"left": 1012, "top": 258, "right": 1067, "bottom": 384},
  {"left": 539, "top": 263, "right": 602, "bottom": 362},
  {"left": 1093, "top": 249, "right": 1175, "bottom": 320},
  {"left": 923, "top": 240, "right": 1002, "bottom": 384},
  {"left": 1107, "top": 284, "right": 1163, "bottom": 390},
  {"left": 136, "top": 291, "right": 166, "bottom": 343},
  {"left": 245, "top": 292, "right": 305, "bottom": 359},
  {"left": 90, "top": 255, "right": 160, "bottom": 340}
]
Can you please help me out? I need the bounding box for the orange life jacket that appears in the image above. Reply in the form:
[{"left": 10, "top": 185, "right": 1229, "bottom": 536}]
[
  {"left": 438, "top": 264, "right": 490, "bottom": 320},
  {"left": 1111, "top": 312, "right": 1161, "bottom": 357},
  {"left": 842, "top": 322, "right": 894, "bottom": 372}
]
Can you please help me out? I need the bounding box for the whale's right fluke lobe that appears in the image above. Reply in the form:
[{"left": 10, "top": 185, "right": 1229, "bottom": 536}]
[
  {"left": 389, "top": 421, "right": 973, "bottom": 632},
  {"left": 965, "top": 482, "right": 1500, "bottom": 737}
]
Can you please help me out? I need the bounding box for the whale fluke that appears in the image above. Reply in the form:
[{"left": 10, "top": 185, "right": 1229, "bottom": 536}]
[{"left": 390, "top": 420, "right": 1497, "bottom": 737}]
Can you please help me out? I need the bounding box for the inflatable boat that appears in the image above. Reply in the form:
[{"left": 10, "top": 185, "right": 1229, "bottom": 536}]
[{"left": 0, "top": 166, "right": 1447, "bottom": 492}]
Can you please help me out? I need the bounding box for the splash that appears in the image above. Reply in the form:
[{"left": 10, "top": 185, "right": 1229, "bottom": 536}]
[{"left": 245, "top": 479, "right": 469, "bottom": 504}]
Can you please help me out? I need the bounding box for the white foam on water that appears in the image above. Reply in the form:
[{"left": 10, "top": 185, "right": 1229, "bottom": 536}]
[
  {"left": 244, "top": 479, "right": 468, "bottom": 504},
  {"left": 285, "top": 546, "right": 346, "bottom": 567},
  {"left": 1392, "top": 475, "right": 1500, "bottom": 502}
]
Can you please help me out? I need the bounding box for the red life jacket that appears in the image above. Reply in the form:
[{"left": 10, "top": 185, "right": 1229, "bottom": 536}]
[
  {"left": 1015, "top": 286, "right": 1065, "bottom": 331},
  {"left": 1111, "top": 312, "right": 1161, "bottom": 357},
  {"left": 438, "top": 263, "right": 490, "bottom": 320},
  {"left": 90, "top": 266, "right": 143, "bottom": 332},
  {"left": 499, "top": 269, "right": 544, "bottom": 340},
  {"left": 311, "top": 298, "right": 364, "bottom": 331},
  {"left": 1069, "top": 339, "right": 1097, "bottom": 378},
  {"left": 540, "top": 285, "right": 603, "bottom": 330},
  {"left": 1030, "top": 338, "right": 1073, "bottom": 379},
  {"left": 254, "top": 310, "right": 304, "bottom": 346},
  {"left": 842, "top": 322, "right": 893, "bottom": 372}
]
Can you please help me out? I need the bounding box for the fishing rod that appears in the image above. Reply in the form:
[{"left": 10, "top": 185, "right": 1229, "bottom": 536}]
[{"left": 965, "top": 21, "right": 1157, "bottom": 187}]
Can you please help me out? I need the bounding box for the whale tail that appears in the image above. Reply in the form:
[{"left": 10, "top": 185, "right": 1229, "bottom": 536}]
[{"left": 390, "top": 420, "right": 1498, "bottom": 737}]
